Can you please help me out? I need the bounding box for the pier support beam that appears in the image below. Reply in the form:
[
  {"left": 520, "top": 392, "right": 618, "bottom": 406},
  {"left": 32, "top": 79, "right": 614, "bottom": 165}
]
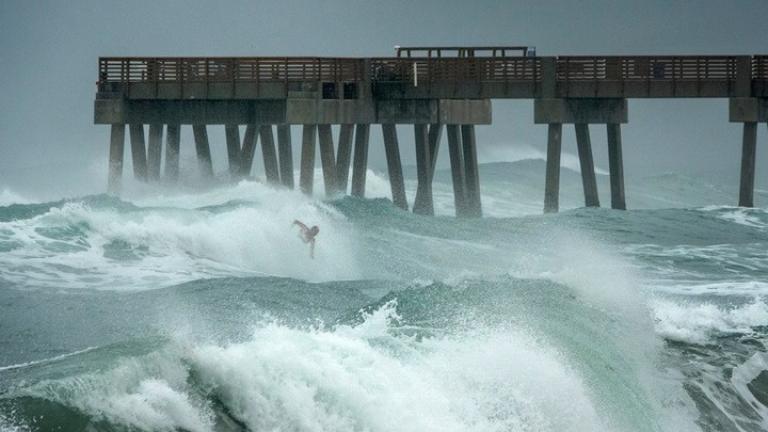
[
  {"left": 192, "top": 125, "right": 214, "bottom": 178},
  {"left": 225, "top": 125, "right": 242, "bottom": 179},
  {"left": 351, "top": 124, "right": 370, "bottom": 198},
  {"left": 318, "top": 125, "right": 337, "bottom": 197},
  {"left": 277, "top": 125, "right": 294, "bottom": 188},
  {"left": 544, "top": 123, "right": 562, "bottom": 213},
  {"left": 536, "top": 98, "right": 628, "bottom": 212},
  {"left": 414, "top": 123, "right": 443, "bottom": 214},
  {"left": 259, "top": 125, "right": 280, "bottom": 185},
  {"left": 335, "top": 124, "right": 354, "bottom": 193},
  {"left": 427, "top": 123, "right": 443, "bottom": 182},
  {"left": 575, "top": 123, "right": 600, "bottom": 208},
  {"left": 382, "top": 124, "right": 408, "bottom": 210},
  {"left": 413, "top": 124, "right": 434, "bottom": 215},
  {"left": 730, "top": 99, "right": 768, "bottom": 207},
  {"left": 300, "top": 124, "right": 317, "bottom": 195},
  {"left": 147, "top": 124, "right": 163, "bottom": 182},
  {"left": 239, "top": 125, "right": 257, "bottom": 177},
  {"left": 108, "top": 124, "right": 125, "bottom": 194},
  {"left": 738, "top": 122, "right": 758, "bottom": 207},
  {"left": 129, "top": 124, "right": 148, "bottom": 182},
  {"left": 607, "top": 123, "right": 626, "bottom": 210},
  {"left": 165, "top": 124, "right": 180, "bottom": 182},
  {"left": 447, "top": 125, "right": 467, "bottom": 217},
  {"left": 461, "top": 125, "right": 482, "bottom": 217}
]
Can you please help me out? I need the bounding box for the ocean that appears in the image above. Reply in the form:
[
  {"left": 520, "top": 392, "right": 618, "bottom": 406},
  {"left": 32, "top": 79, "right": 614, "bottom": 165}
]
[{"left": 1, "top": 159, "right": 767, "bottom": 431}]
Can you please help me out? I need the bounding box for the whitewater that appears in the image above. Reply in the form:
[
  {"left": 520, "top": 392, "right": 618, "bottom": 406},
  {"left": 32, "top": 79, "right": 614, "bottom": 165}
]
[{"left": 1, "top": 160, "right": 768, "bottom": 431}]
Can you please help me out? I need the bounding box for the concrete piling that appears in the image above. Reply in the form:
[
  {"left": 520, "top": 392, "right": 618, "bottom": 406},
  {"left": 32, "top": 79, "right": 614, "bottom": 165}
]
[
  {"left": 277, "top": 125, "right": 294, "bottom": 188},
  {"left": 544, "top": 123, "right": 562, "bottom": 213},
  {"left": 447, "top": 124, "right": 467, "bottom": 217},
  {"left": 165, "top": 124, "right": 180, "bottom": 182},
  {"left": 461, "top": 125, "right": 482, "bottom": 217},
  {"left": 147, "top": 124, "right": 163, "bottom": 182},
  {"left": 413, "top": 124, "right": 434, "bottom": 215},
  {"left": 574, "top": 123, "right": 600, "bottom": 207},
  {"left": 351, "top": 124, "right": 370, "bottom": 197},
  {"left": 427, "top": 123, "right": 443, "bottom": 182},
  {"left": 259, "top": 125, "right": 280, "bottom": 185},
  {"left": 192, "top": 125, "right": 214, "bottom": 178},
  {"left": 335, "top": 124, "right": 354, "bottom": 193},
  {"left": 738, "top": 122, "right": 758, "bottom": 207},
  {"left": 414, "top": 123, "right": 443, "bottom": 214},
  {"left": 606, "top": 123, "right": 626, "bottom": 210},
  {"left": 318, "top": 125, "right": 338, "bottom": 197},
  {"left": 108, "top": 124, "right": 125, "bottom": 194},
  {"left": 129, "top": 124, "right": 148, "bottom": 182},
  {"left": 225, "top": 125, "right": 242, "bottom": 178},
  {"left": 239, "top": 124, "right": 258, "bottom": 177},
  {"left": 382, "top": 124, "right": 408, "bottom": 210},
  {"left": 300, "top": 124, "right": 317, "bottom": 195}
]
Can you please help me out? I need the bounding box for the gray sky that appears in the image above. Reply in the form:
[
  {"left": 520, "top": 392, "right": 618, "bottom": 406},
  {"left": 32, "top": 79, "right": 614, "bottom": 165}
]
[{"left": 1, "top": 0, "right": 767, "bottom": 199}]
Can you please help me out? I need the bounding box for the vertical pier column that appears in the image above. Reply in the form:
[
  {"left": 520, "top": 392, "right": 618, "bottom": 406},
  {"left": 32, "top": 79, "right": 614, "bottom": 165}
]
[
  {"left": 427, "top": 123, "right": 443, "bottom": 182},
  {"left": 413, "top": 124, "right": 434, "bottom": 215},
  {"left": 738, "top": 122, "right": 758, "bottom": 207},
  {"left": 544, "top": 123, "right": 562, "bottom": 213},
  {"left": 108, "top": 124, "right": 125, "bottom": 194},
  {"left": 277, "top": 125, "right": 294, "bottom": 188},
  {"left": 239, "top": 124, "right": 258, "bottom": 177},
  {"left": 414, "top": 123, "right": 443, "bottom": 213},
  {"left": 165, "top": 124, "right": 180, "bottom": 182},
  {"left": 300, "top": 124, "right": 317, "bottom": 195},
  {"left": 147, "top": 124, "right": 163, "bottom": 182},
  {"left": 382, "top": 124, "right": 408, "bottom": 210},
  {"left": 574, "top": 123, "right": 600, "bottom": 207},
  {"left": 129, "top": 124, "right": 148, "bottom": 182},
  {"left": 259, "top": 125, "right": 280, "bottom": 185},
  {"left": 461, "top": 125, "right": 482, "bottom": 218},
  {"left": 447, "top": 125, "right": 467, "bottom": 217},
  {"left": 606, "top": 123, "right": 626, "bottom": 210},
  {"left": 335, "top": 124, "right": 354, "bottom": 193},
  {"left": 225, "top": 125, "right": 242, "bottom": 179},
  {"left": 351, "top": 124, "right": 370, "bottom": 197},
  {"left": 317, "top": 125, "right": 338, "bottom": 197},
  {"left": 192, "top": 125, "right": 214, "bottom": 178}
]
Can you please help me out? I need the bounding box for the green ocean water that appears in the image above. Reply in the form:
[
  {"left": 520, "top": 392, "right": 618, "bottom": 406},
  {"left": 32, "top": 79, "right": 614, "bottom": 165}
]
[{"left": 1, "top": 161, "right": 768, "bottom": 431}]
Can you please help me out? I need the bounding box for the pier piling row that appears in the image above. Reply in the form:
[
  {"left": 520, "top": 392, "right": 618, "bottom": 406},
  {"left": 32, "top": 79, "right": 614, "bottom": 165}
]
[{"left": 97, "top": 54, "right": 768, "bottom": 215}]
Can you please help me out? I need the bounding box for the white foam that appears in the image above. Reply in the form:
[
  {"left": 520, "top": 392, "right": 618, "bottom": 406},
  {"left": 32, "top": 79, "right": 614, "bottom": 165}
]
[
  {"left": 0, "top": 347, "right": 97, "bottom": 372},
  {"left": 16, "top": 302, "right": 612, "bottom": 431},
  {"left": 651, "top": 298, "right": 768, "bottom": 345},
  {"left": 188, "top": 302, "right": 606, "bottom": 432},
  {"left": 26, "top": 351, "right": 214, "bottom": 432},
  {"left": 0, "top": 181, "right": 362, "bottom": 290}
]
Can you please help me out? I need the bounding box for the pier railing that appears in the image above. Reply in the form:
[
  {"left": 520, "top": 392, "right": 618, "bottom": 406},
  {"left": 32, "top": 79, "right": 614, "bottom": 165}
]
[
  {"left": 98, "top": 57, "right": 366, "bottom": 83},
  {"left": 97, "top": 55, "right": 768, "bottom": 98}
]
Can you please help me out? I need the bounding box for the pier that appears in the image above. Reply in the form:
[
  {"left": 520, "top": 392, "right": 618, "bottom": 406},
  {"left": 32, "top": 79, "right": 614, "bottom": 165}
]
[{"left": 94, "top": 47, "right": 768, "bottom": 215}]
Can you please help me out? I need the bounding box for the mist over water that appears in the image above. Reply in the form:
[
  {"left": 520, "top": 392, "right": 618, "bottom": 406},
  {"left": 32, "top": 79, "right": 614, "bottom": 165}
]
[{"left": 1, "top": 158, "right": 768, "bottom": 431}]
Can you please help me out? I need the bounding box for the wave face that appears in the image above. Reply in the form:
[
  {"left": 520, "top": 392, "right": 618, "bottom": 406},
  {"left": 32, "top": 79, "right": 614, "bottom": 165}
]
[{"left": 1, "top": 161, "right": 768, "bottom": 431}]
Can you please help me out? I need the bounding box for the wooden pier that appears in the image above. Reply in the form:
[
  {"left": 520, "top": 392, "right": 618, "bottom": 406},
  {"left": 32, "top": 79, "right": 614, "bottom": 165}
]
[{"left": 94, "top": 47, "right": 768, "bottom": 215}]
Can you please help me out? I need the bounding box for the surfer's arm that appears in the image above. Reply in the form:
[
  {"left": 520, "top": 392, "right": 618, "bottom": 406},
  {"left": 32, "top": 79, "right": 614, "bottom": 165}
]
[{"left": 293, "top": 220, "right": 308, "bottom": 231}]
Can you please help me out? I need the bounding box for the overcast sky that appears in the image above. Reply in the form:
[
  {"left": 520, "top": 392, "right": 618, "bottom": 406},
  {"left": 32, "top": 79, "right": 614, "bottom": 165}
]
[{"left": 1, "top": 0, "right": 767, "bottom": 199}]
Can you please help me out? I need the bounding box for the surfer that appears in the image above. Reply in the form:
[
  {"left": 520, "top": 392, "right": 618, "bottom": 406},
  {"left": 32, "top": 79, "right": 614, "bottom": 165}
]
[{"left": 293, "top": 220, "right": 319, "bottom": 258}]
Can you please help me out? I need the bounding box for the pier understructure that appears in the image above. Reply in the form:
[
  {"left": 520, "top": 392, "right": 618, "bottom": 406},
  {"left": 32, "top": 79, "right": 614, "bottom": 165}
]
[{"left": 95, "top": 50, "right": 768, "bottom": 216}]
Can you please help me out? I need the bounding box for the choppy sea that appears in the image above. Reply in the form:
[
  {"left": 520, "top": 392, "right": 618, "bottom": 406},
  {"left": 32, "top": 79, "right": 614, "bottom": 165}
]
[{"left": 1, "top": 159, "right": 768, "bottom": 431}]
